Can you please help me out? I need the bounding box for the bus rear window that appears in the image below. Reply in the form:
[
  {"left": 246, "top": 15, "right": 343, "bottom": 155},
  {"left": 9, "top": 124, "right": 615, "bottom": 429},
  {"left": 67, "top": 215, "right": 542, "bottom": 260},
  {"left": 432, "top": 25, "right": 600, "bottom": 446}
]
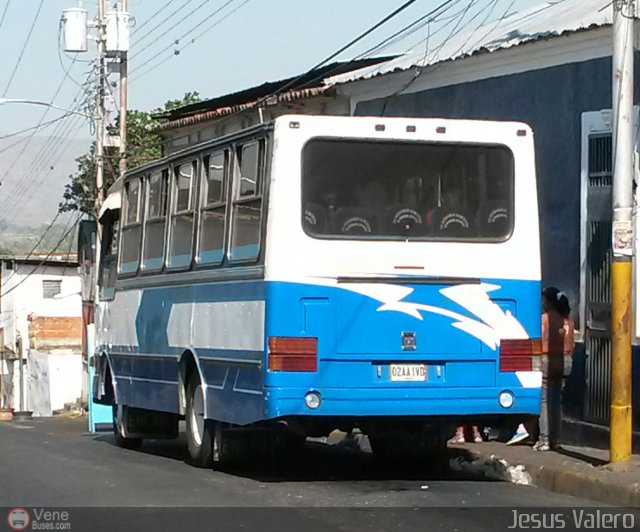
[{"left": 302, "top": 139, "right": 514, "bottom": 240}]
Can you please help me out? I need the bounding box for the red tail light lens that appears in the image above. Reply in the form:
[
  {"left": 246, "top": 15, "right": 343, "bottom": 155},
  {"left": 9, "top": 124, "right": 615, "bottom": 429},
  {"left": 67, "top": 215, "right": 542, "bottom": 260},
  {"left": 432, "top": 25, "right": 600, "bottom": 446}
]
[
  {"left": 268, "top": 337, "right": 317, "bottom": 372},
  {"left": 499, "top": 338, "right": 542, "bottom": 372}
]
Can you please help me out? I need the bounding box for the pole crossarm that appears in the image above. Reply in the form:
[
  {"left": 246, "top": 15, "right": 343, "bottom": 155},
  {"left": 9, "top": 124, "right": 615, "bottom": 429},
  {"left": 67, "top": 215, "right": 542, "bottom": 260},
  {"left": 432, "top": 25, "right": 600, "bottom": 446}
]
[{"left": 0, "top": 98, "right": 96, "bottom": 119}]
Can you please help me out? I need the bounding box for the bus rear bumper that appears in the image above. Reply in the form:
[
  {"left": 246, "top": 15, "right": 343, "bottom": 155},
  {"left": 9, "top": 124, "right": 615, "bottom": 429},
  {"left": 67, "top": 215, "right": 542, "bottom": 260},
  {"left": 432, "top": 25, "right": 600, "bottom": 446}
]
[{"left": 265, "top": 386, "right": 541, "bottom": 419}]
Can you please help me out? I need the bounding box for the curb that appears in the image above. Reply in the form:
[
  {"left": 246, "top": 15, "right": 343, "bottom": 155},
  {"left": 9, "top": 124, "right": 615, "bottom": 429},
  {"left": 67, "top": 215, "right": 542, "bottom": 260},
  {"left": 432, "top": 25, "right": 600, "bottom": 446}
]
[{"left": 467, "top": 448, "right": 640, "bottom": 507}]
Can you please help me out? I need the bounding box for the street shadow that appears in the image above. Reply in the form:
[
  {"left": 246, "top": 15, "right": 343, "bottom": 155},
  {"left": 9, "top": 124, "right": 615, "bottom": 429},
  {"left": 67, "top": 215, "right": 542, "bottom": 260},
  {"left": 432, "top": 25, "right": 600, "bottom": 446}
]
[
  {"left": 91, "top": 431, "right": 499, "bottom": 483},
  {"left": 208, "top": 443, "right": 500, "bottom": 483},
  {"left": 92, "top": 432, "right": 190, "bottom": 462},
  {"left": 553, "top": 446, "right": 608, "bottom": 467}
]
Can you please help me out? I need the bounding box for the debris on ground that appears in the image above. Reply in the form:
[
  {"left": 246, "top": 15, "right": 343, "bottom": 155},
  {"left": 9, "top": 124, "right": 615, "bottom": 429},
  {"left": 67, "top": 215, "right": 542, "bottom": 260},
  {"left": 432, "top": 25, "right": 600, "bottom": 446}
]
[{"left": 449, "top": 454, "right": 532, "bottom": 485}]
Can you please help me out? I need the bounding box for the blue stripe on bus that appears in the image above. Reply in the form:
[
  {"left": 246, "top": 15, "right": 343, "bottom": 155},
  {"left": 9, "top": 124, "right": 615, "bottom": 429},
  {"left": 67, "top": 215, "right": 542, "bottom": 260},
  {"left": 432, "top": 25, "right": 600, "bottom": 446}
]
[{"left": 106, "top": 276, "right": 541, "bottom": 423}]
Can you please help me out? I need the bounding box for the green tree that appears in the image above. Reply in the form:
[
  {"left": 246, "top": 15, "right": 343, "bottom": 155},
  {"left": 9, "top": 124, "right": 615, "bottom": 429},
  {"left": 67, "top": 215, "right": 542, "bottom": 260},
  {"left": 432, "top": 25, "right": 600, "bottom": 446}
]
[{"left": 59, "top": 92, "right": 201, "bottom": 217}]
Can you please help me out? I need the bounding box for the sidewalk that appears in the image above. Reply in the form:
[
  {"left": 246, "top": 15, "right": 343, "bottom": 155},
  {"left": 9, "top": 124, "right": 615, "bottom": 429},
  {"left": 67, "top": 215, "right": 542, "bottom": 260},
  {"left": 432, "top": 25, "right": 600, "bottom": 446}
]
[{"left": 454, "top": 440, "right": 640, "bottom": 507}]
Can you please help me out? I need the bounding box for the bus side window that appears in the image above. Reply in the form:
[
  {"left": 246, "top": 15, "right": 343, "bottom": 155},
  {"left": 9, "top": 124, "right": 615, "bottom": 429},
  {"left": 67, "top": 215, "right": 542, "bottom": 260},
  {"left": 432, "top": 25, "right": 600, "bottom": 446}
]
[
  {"left": 229, "top": 140, "right": 264, "bottom": 262},
  {"left": 168, "top": 160, "right": 197, "bottom": 269},
  {"left": 119, "top": 178, "right": 142, "bottom": 275},
  {"left": 197, "top": 150, "right": 228, "bottom": 265},
  {"left": 142, "top": 169, "right": 168, "bottom": 272},
  {"left": 99, "top": 211, "right": 119, "bottom": 300}
]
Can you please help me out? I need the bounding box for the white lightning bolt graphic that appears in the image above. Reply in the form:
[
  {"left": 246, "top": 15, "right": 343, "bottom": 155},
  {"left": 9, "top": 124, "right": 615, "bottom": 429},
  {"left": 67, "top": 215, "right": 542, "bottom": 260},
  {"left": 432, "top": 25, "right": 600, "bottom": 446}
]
[{"left": 329, "top": 281, "right": 529, "bottom": 350}]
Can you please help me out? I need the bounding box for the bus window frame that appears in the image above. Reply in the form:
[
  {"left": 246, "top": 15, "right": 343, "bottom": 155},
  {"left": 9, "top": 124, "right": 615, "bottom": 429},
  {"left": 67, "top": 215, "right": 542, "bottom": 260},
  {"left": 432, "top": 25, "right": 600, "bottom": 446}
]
[
  {"left": 167, "top": 158, "right": 198, "bottom": 271},
  {"left": 300, "top": 138, "right": 516, "bottom": 244},
  {"left": 141, "top": 168, "right": 169, "bottom": 274},
  {"left": 195, "top": 149, "right": 229, "bottom": 267},
  {"left": 118, "top": 175, "right": 143, "bottom": 276},
  {"left": 227, "top": 138, "right": 266, "bottom": 265},
  {"left": 98, "top": 209, "right": 119, "bottom": 300}
]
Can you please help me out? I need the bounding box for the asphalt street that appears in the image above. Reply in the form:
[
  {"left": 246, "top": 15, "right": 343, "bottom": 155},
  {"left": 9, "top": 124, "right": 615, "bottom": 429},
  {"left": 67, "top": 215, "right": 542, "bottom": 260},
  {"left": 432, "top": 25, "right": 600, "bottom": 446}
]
[{"left": 0, "top": 417, "right": 632, "bottom": 531}]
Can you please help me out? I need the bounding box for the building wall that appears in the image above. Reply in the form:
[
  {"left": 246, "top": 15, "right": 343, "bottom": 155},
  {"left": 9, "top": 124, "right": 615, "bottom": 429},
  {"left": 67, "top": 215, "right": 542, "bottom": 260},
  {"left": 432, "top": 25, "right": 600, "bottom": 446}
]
[
  {"left": 0, "top": 261, "right": 82, "bottom": 413},
  {"left": 1, "top": 262, "right": 81, "bottom": 350},
  {"left": 28, "top": 350, "right": 83, "bottom": 416}
]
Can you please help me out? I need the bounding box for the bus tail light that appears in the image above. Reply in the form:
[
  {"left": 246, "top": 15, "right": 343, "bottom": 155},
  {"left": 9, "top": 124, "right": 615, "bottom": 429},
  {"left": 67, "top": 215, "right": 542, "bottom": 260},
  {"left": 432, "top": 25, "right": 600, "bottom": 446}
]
[
  {"left": 499, "top": 338, "right": 542, "bottom": 372},
  {"left": 268, "top": 337, "right": 317, "bottom": 372}
]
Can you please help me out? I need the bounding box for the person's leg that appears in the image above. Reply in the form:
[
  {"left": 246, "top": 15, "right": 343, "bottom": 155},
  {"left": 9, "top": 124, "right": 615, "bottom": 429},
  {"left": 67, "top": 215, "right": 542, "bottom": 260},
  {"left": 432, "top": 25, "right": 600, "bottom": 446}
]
[
  {"left": 449, "top": 425, "right": 465, "bottom": 444},
  {"left": 535, "top": 378, "right": 550, "bottom": 450},
  {"left": 506, "top": 423, "right": 529, "bottom": 445},
  {"left": 548, "top": 380, "right": 563, "bottom": 447},
  {"left": 472, "top": 425, "right": 483, "bottom": 443}
]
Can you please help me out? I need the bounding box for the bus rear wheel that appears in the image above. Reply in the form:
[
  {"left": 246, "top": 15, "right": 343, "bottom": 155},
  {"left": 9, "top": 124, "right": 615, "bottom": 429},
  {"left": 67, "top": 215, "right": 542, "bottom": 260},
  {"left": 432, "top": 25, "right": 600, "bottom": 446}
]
[
  {"left": 112, "top": 405, "right": 142, "bottom": 449},
  {"left": 185, "top": 377, "right": 217, "bottom": 467}
]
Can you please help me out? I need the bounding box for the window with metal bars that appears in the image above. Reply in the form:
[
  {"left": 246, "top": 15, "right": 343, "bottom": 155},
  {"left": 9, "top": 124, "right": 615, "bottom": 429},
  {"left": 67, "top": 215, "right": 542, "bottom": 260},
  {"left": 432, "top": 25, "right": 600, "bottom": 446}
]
[
  {"left": 42, "top": 280, "right": 62, "bottom": 299},
  {"left": 588, "top": 134, "right": 612, "bottom": 187}
]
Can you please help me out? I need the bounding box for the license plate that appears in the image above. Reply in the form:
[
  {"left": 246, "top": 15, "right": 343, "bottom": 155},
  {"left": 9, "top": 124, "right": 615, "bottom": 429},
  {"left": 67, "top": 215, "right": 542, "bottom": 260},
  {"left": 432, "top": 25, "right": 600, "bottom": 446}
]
[{"left": 390, "top": 363, "right": 427, "bottom": 382}]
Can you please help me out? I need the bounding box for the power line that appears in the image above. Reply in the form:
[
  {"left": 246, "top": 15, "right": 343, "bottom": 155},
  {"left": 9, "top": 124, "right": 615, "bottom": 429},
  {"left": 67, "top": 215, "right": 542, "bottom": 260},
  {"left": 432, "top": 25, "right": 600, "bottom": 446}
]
[
  {"left": 0, "top": 114, "right": 71, "bottom": 144},
  {"left": 0, "top": 210, "right": 67, "bottom": 287},
  {"left": 0, "top": 113, "right": 87, "bottom": 224},
  {"left": 131, "top": 0, "right": 174, "bottom": 36},
  {"left": 0, "top": 0, "right": 11, "bottom": 33},
  {"left": 294, "top": 0, "right": 461, "bottom": 92},
  {"left": 127, "top": 0, "right": 449, "bottom": 156},
  {"left": 283, "top": 0, "right": 422, "bottom": 89},
  {"left": 132, "top": 0, "right": 251, "bottom": 81},
  {"left": 131, "top": 0, "right": 198, "bottom": 48},
  {"left": 131, "top": 0, "right": 236, "bottom": 74},
  {"left": 0, "top": 58, "right": 94, "bottom": 193},
  {"left": 377, "top": 0, "right": 506, "bottom": 113},
  {"left": 2, "top": 0, "right": 44, "bottom": 97},
  {"left": 0, "top": 214, "right": 82, "bottom": 299},
  {"left": 351, "top": 0, "right": 464, "bottom": 61},
  {"left": 0, "top": 80, "right": 93, "bottom": 219},
  {"left": 57, "top": 22, "right": 88, "bottom": 89}
]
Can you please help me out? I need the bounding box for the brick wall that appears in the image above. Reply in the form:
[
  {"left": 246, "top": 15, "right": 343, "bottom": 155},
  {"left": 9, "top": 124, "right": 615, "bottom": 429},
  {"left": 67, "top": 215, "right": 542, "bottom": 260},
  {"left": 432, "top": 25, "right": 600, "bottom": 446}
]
[{"left": 28, "top": 316, "right": 82, "bottom": 351}]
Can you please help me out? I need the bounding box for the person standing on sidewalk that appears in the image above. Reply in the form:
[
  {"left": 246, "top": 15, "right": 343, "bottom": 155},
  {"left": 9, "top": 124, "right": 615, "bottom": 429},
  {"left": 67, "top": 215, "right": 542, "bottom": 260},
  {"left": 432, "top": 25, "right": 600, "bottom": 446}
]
[
  {"left": 533, "top": 287, "right": 575, "bottom": 451},
  {"left": 449, "top": 424, "right": 483, "bottom": 444},
  {"left": 506, "top": 287, "right": 575, "bottom": 447}
]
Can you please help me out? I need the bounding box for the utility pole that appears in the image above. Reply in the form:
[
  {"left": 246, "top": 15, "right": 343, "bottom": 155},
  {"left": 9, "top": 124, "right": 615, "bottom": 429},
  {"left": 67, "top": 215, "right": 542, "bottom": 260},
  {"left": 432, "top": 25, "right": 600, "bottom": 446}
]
[
  {"left": 610, "top": 0, "right": 634, "bottom": 464},
  {"left": 118, "top": 0, "right": 128, "bottom": 177},
  {"left": 93, "top": 0, "right": 106, "bottom": 311},
  {"left": 96, "top": 0, "right": 106, "bottom": 208}
]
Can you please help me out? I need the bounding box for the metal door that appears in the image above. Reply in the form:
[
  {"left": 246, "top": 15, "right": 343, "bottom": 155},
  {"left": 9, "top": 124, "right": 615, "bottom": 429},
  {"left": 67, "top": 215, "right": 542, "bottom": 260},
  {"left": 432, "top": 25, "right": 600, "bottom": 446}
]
[{"left": 582, "top": 113, "right": 613, "bottom": 424}]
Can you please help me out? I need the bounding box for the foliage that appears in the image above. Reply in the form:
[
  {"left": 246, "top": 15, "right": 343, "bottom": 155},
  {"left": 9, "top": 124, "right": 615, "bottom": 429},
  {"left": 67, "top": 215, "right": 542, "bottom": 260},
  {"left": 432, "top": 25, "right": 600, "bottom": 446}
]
[
  {"left": 59, "top": 92, "right": 201, "bottom": 217},
  {"left": 161, "top": 91, "right": 202, "bottom": 112}
]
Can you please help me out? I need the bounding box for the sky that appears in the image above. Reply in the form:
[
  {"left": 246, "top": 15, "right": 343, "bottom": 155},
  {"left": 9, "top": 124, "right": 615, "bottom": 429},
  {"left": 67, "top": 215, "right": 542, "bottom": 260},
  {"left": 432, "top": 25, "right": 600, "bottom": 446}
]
[{"left": 0, "top": 0, "right": 552, "bottom": 226}]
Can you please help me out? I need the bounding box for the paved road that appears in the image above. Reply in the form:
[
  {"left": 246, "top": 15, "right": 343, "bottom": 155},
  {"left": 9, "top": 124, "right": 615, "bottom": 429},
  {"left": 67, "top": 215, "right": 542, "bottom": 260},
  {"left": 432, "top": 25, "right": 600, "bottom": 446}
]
[{"left": 0, "top": 417, "right": 629, "bottom": 531}]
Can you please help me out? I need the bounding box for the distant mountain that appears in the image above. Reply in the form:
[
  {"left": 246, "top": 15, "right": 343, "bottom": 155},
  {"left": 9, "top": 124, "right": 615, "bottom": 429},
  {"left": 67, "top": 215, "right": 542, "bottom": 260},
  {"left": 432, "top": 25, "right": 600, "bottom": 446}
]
[{"left": 0, "top": 134, "right": 90, "bottom": 254}]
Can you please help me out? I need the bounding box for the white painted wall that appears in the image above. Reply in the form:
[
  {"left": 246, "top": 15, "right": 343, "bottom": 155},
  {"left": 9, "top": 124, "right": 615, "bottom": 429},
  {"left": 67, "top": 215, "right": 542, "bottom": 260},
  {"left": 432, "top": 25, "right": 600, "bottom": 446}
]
[
  {"left": 0, "top": 259, "right": 82, "bottom": 414},
  {"left": 1, "top": 261, "right": 81, "bottom": 347},
  {"left": 27, "top": 351, "right": 83, "bottom": 416}
]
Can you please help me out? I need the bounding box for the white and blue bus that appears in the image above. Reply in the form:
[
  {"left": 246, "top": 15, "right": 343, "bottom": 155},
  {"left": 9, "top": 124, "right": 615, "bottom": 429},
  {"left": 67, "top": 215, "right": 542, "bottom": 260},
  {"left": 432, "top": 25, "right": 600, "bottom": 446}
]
[{"left": 93, "top": 114, "right": 542, "bottom": 466}]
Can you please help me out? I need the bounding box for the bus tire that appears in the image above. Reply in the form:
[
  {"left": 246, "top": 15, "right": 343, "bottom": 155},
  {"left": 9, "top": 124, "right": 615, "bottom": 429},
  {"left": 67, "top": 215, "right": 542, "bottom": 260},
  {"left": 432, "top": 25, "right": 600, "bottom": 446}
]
[
  {"left": 112, "top": 405, "right": 142, "bottom": 449},
  {"left": 185, "top": 377, "right": 215, "bottom": 467}
]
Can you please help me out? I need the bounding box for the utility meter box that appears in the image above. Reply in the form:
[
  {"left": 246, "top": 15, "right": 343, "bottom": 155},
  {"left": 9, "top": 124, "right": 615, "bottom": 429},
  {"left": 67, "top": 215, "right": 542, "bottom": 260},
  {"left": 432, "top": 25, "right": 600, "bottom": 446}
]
[
  {"left": 105, "top": 9, "right": 131, "bottom": 54},
  {"left": 61, "top": 7, "right": 88, "bottom": 53}
]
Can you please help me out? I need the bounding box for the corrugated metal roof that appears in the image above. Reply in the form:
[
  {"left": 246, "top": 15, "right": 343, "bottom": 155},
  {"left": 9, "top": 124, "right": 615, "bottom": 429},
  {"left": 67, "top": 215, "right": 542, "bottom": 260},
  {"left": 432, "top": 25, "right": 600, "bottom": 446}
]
[
  {"left": 154, "top": 86, "right": 333, "bottom": 132},
  {"left": 326, "top": 0, "right": 612, "bottom": 86},
  {"left": 153, "top": 57, "right": 395, "bottom": 132}
]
